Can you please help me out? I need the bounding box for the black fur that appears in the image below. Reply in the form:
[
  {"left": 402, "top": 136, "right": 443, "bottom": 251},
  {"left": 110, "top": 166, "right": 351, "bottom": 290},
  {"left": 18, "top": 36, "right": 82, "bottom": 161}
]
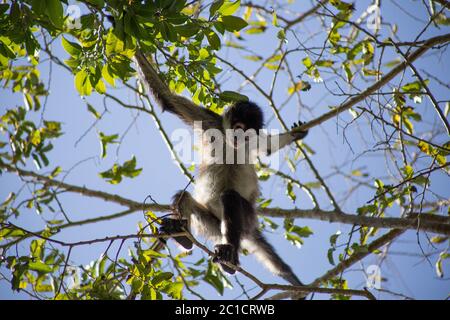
[
  {"left": 290, "top": 120, "right": 309, "bottom": 140},
  {"left": 225, "top": 101, "right": 264, "bottom": 131},
  {"left": 135, "top": 51, "right": 308, "bottom": 291},
  {"left": 252, "top": 231, "right": 303, "bottom": 286},
  {"left": 159, "top": 218, "right": 193, "bottom": 250}
]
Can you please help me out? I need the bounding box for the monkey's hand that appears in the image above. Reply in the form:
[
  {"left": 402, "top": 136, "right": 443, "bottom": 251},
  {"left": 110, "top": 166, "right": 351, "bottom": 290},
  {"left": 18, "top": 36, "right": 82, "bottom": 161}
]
[
  {"left": 159, "top": 218, "right": 193, "bottom": 250},
  {"left": 213, "top": 244, "right": 239, "bottom": 274},
  {"left": 290, "top": 121, "right": 309, "bottom": 140}
]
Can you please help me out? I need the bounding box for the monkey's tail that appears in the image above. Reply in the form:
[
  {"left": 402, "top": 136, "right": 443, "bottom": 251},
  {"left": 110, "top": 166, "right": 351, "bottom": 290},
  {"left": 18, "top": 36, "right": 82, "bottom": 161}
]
[{"left": 246, "top": 231, "right": 303, "bottom": 287}]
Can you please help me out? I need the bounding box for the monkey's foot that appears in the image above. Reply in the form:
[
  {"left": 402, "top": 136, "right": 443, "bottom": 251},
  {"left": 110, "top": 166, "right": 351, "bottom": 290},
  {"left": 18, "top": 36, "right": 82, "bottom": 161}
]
[
  {"left": 213, "top": 244, "right": 238, "bottom": 274},
  {"left": 159, "top": 218, "right": 193, "bottom": 250},
  {"left": 291, "top": 121, "right": 309, "bottom": 140}
]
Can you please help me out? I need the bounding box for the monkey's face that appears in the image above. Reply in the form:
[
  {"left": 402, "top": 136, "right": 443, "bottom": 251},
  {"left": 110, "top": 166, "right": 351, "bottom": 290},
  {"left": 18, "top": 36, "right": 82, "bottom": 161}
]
[
  {"left": 223, "top": 101, "right": 264, "bottom": 149},
  {"left": 225, "top": 101, "right": 264, "bottom": 132}
]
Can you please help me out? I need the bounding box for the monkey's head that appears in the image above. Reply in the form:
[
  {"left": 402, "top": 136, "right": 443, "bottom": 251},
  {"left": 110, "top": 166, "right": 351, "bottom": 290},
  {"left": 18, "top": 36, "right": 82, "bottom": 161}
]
[{"left": 223, "top": 101, "right": 264, "bottom": 132}]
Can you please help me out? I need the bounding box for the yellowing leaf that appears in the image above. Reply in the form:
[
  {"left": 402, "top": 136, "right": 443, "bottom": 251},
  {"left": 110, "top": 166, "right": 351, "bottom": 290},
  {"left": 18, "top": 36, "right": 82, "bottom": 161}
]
[
  {"left": 219, "top": 0, "right": 240, "bottom": 16},
  {"left": 288, "top": 81, "right": 311, "bottom": 94},
  {"left": 30, "top": 130, "right": 41, "bottom": 146}
]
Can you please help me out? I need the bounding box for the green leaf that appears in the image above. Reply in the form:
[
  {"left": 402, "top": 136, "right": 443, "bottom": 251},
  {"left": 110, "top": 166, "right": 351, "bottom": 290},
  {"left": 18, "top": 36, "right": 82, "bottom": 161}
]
[
  {"left": 261, "top": 216, "right": 278, "bottom": 230},
  {"left": 316, "top": 60, "right": 335, "bottom": 68},
  {"left": 221, "top": 15, "right": 248, "bottom": 32},
  {"left": 430, "top": 236, "right": 448, "bottom": 244},
  {"left": 74, "top": 69, "right": 92, "bottom": 96},
  {"left": 384, "top": 58, "right": 401, "bottom": 68},
  {"left": 277, "top": 29, "right": 286, "bottom": 41},
  {"left": 362, "top": 68, "right": 381, "bottom": 77},
  {"left": 98, "top": 132, "right": 118, "bottom": 159},
  {"left": 87, "top": 103, "right": 101, "bottom": 119},
  {"left": 343, "top": 62, "right": 353, "bottom": 82},
  {"left": 286, "top": 182, "right": 296, "bottom": 202},
  {"left": 288, "top": 81, "right": 311, "bottom": 94},
  {"left": 285, "top": 232, "right": 303, "bottom": 248},
  {"left": 210, "top": 0, "right": 225, "bottom": 17},
  {"left": 219, "top": 0, "right": 241, "bottom": 16},
  {"left": 243, "top": 55, "right": 263, "bottom": 61},
  {"left": 401, "top": 80, "right": 425, "bottom": 92},
  {"left": 95, "top": 79, "right": 106, "bottom": 94},
  {"left": 61, "top": 37, "right": 82, "bottom": 57},
  {"left": 98, "top": 156, "right": 142, "bottom": 184},
  {"left": 330, "top": 231, "right": 341, "bottom": 246},
  {"left": 357, "top": 204, "right": 377, "bottom": 215},
  {"left": 436, "top": 252, "right": 450, "bottom": 278},
  {"left": 219, "top": 91, "right": 249, "bottom": 102},
  {"left": 131, "top": 277, "right": 143, "bottom": 293},
  {"left": 0, "top": 3, "right": 9, "bottom": 15},
  {"left": 28, "top": 260, "right": 53, "bottom": 273},
  {"left": 302, "top": 56, "right": 312, "bottom": 69},
  {"left": 402, "top": 165, "right": 414, "bottom": 179},
  {"left": 46, "top": 0, "right": 64, "bottom": 28},
  {"left": 152, "top": 272, "right": 173, "bottom": 286},
  {"left": 272, "top": 11, "right": 278, "bottom": 27},
  {"left": 327, "top": 248, "right": 335, "bottom": 265},
  {"left": 121, "top": 156, "right": 143, "bottom": 178},
  {"left": 105, "top": 29, "right": 125, "bottom": 56},
  {"left": 207, "top": 31, "right": 221, "bottom": 50},
  {"left": 102, "top": 64, "right": 115, "bottom": 87},
  {"left": 175, "top": 23, "right": 200, "bottom": 37},
  {"left": 258, "top": 198, "right": 272, "bottom": 209},
  {"left": 290, "top": 225, "right": 313, "bottom": 238},
  {"left": 245, "top": 26, "right": 266, "bottom": 34},
  {"left": 164, "top": 282, "right": 183, "bottom": 299},
  {"left": 0, "top": 227, "right": 26, "bottom": 240}
]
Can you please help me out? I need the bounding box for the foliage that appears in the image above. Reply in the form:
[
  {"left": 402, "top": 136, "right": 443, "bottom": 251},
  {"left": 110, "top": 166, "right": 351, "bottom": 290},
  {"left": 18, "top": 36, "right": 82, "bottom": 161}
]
[{"left": 0, "top": 0, "right": 449, "bottom": 300}]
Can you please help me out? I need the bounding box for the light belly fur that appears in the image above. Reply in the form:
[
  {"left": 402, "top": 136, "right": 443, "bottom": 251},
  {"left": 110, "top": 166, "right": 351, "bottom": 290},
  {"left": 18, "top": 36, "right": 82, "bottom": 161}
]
[{"left": 193, "top": 164, "right": 259, "bottom": 218}]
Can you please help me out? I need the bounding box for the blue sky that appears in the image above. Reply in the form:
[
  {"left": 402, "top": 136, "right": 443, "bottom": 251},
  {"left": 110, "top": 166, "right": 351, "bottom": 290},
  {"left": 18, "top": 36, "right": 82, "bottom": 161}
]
[{"left": 1, "top": 0, "right": 449, "bottom": 299}]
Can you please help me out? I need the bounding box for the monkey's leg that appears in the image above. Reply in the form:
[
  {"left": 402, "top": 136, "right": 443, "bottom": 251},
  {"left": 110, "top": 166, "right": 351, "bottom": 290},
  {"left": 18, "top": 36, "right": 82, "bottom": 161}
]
[
  {"left": 161, "top": 190, "right": 222, "bottom": 250},
  {"left": 244, "top": 231, "right": 304, "bottom": 287},
  {"left": 214, "top": 189, "right": 247, "bottom": 274},
  {"left": 159, "top": 217, "right": 193, "bottom": 250}
]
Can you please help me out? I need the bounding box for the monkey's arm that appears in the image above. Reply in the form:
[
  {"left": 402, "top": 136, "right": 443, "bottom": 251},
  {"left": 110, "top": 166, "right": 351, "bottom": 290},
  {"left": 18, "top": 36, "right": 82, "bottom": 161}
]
[
  {"left": 261, "top": 122, "right": 308, "bottom": 156},
  {"left": 134, "top": 50, "right": 221, "bottom": 126}
]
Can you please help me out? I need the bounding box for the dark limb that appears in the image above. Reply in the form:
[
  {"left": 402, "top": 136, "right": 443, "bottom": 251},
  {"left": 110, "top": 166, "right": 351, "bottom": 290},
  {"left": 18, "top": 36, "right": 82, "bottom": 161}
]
[
  {"left": 214, "top": 189, "right": 252, "bottom": 274},
  {"left": 246, "top": 231, "right": 304, "bottom": 287},
  {"left": 159, "top": 217, "right": 193, "bottom": 250},
  {"left": 290, "top": 121, "right": 309, "bottom": 140},
  {"left": 263, "top": 121, "right": 309, "bottom": 156},
  {"left": 134, "top": 51, "right": 221, "bottom": 127}
]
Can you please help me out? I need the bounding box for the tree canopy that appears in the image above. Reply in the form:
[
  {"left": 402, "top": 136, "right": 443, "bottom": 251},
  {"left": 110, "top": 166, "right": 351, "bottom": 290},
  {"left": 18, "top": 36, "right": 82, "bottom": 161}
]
[{"left": 0, "top": 0, "right": 449, "bottom": 300}]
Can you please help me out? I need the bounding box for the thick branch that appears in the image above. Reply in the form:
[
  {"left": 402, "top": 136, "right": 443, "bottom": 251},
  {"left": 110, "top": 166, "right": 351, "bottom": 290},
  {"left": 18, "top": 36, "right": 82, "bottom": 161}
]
[
  {"left": 293, "top": 33, "right": 450, "bottom": 133},
  {"left": 269, "top": 229, "right": 405, "bottom": 299},
  {"left": 261, "top": 207, "right": 450, "bottom": 235},
  {"left": 2, "top": 164, "right": 449, "bottom": 235},
  {"left": 1, "top": 163, "right": 170, "bottom": 212}
]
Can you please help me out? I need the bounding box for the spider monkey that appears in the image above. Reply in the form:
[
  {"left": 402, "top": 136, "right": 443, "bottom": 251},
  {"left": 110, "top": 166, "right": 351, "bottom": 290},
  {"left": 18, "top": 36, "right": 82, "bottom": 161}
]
[{"left": 134, "top": 50, "right": 308, "bottom": 287}]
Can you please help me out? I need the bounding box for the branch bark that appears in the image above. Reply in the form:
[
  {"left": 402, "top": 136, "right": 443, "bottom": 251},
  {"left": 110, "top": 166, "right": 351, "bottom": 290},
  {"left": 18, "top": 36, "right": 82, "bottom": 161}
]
[
  {"left": 293, "top": 33, "right": 450, "bottom": 133},
  {"left": 269, "top": 229, "right": 405, "bottom": 299},
  {"left": 2, "top": 163, "right": 449, "bottom": 236},
  {"left": 260, "top": 207, "right": 450, "bottom": 236}
]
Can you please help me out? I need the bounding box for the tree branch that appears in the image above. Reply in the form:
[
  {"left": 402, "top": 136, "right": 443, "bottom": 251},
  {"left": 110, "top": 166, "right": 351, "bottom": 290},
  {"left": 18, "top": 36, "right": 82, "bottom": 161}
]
[
  {"left": 2, "top": 163, "right": 449, "bottom": 236},
  {"left": 293, "top": 33, "right": 450, "bottom": 132},
  {"left": 269, "top": 229, "right": 405, "bottom": 299}
]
